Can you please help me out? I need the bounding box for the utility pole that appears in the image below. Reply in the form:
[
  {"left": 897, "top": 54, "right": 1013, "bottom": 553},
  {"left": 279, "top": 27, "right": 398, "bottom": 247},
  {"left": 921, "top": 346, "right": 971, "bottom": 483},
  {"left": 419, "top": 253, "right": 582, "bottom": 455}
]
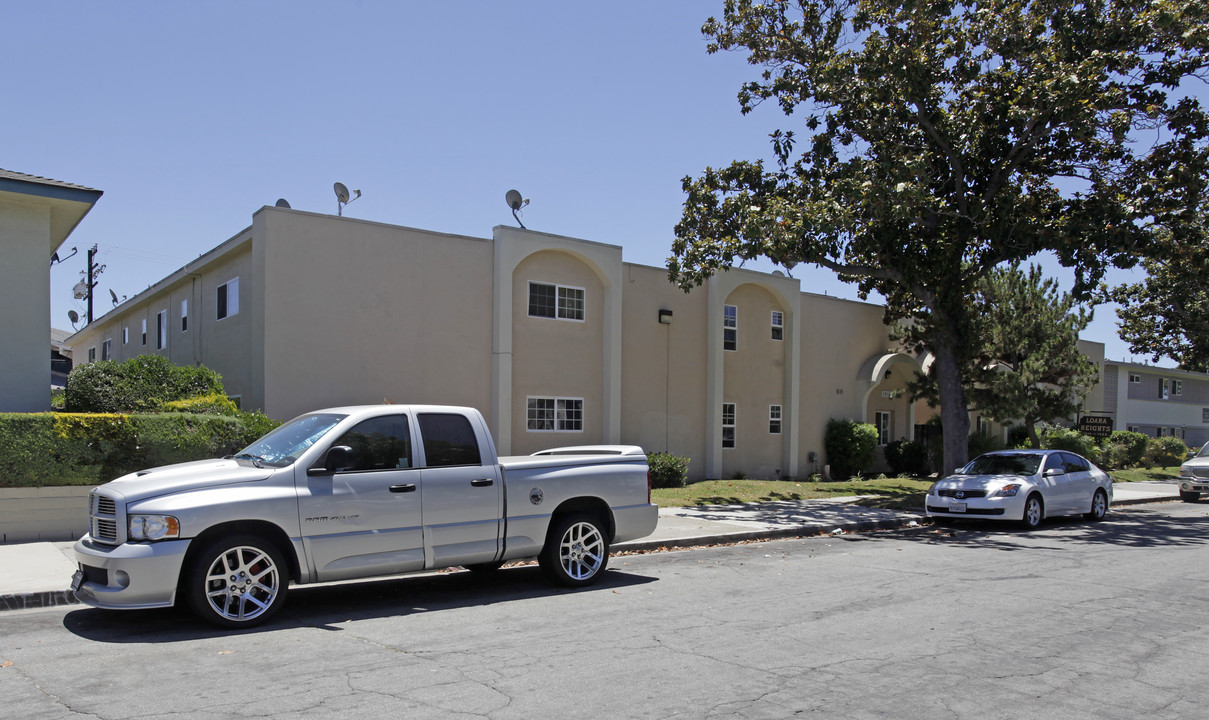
[{"left": 86, "top": 244, "right": 98, "bottom": 324}]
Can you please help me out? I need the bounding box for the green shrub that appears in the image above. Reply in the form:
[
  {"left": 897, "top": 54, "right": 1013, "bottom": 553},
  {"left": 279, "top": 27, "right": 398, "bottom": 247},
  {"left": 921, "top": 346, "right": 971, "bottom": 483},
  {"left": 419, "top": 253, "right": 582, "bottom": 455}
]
[
  {"left": 64, "top": 355, "right": 225, "bottom": 413},
  {"left": 825, "top": 418, "right": 878, "bottom": 480},
  {"left": 648, "top": 452, "right": 690, "bottom": 489},
  {"left": 968, "top": 431, "right": 1006, "bottom": 458},
  {"left": 884, "top": 439, "right": 928, "bottom": 476},
  {"left": 1041, "top": 427, "right": 1097, "bottom": 458},
  {"left": 1100, "top": 430, "right": 1150, "bottom": 470},
  {"left": 1146, "top": 436, "right": 1189, "bottom": 468}
]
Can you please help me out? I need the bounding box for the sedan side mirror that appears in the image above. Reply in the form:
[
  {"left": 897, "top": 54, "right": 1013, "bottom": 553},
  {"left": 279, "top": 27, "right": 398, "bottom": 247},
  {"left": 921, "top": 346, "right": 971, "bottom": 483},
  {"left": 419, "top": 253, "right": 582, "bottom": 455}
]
[{"left": 1044, "top": 467, "right": 1066, "bottom": 477}]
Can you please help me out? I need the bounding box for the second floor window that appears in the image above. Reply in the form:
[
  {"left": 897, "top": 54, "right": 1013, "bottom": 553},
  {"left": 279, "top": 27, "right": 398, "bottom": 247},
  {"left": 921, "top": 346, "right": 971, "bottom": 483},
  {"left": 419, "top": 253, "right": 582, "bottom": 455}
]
[
  {"left": 528, "top": 282, "right": 585, "bottom": 321},
  {"left": 156, "top": 311, "right": 167, "bottom": 350},
  {"left": 723, "top": 305, "right": 737, "bottom": 351},
  {"left": 217, "top": 278, "right": 239, "bottom": 320},
  {"left": 771, "top": 311, "right": 784, "bottom": 341}
]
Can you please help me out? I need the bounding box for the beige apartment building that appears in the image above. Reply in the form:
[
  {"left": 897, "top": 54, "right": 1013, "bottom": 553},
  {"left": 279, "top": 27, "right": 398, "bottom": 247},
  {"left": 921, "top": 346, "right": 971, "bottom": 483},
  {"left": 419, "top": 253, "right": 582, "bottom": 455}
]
[{"left": 66, "top": 205, "right": 1009, "bottom": 480}]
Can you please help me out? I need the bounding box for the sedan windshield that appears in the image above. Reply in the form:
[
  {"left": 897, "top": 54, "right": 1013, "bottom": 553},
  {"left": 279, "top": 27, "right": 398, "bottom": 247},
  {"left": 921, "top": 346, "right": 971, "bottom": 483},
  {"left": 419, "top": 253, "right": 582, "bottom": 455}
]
[
  {"left": 235, "top": 413, "right": 346, "bottom": 468},
  {"left": 963, "top": 453, "right": 1043, "bottom": 476}
]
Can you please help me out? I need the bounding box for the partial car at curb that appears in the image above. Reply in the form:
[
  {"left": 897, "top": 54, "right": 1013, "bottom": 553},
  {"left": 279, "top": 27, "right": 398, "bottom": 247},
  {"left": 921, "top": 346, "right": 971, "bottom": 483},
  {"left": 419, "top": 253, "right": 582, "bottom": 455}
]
[
  {"left": 1178, "top": 444, "right": 1209, "bottom": 502},
  {"left": 925, "top": 449, "right": 1113, "bottom": 530}
]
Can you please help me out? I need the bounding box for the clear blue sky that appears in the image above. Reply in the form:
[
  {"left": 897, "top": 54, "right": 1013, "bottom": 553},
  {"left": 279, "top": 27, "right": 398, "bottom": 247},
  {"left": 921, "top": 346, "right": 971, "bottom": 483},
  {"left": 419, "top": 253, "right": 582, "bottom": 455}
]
[{"left": 7, "top": 1, "right": 1164, "bottom": 365}]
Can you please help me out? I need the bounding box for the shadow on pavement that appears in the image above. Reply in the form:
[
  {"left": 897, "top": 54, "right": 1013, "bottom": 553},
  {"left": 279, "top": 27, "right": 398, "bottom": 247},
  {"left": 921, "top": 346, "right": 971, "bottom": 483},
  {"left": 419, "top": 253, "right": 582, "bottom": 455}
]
[
  {"left": 882, "top": 503, "right": 1209, "bottom": 552},
  {"left": 62, "top": 565, "right": 656, "bottom": 643}
]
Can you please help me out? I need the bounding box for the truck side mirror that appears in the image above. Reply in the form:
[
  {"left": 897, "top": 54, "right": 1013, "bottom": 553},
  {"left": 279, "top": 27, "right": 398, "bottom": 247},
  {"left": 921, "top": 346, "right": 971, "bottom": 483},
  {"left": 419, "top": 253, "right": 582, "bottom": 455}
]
[
  {"left": 308, "top": 445, "right": 355, "bottom": 476},
  {"left": 326, "top": 445, "right": 355, "bottom": 472}
]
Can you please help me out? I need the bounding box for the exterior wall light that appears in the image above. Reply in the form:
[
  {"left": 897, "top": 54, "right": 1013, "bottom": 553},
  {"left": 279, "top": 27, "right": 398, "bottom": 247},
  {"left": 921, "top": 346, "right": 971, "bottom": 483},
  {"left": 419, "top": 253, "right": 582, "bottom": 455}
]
[{"left": 658, "top": 309, "right": 673, "bottom": 324}]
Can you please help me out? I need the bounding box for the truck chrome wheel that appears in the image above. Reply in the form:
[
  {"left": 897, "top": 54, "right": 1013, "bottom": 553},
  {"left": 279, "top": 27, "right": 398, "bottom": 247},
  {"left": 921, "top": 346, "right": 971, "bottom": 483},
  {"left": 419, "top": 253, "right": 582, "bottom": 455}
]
[
  {"left": 186, "top": 535, "right": 289, "bottom": 628},
  {"left": 540, "top": 512, "right": 610, "bottom": 587}
]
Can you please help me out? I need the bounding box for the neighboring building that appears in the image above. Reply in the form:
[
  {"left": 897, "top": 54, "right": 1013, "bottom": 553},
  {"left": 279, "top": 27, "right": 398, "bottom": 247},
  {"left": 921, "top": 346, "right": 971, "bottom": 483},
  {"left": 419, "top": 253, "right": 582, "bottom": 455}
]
[
  {"left": 1099, "top": 361, "right": 1209, "bottom": 447},
  {"left": 50, "top": 328, "right": 73, "bottom": 388},
  {"left": 66, "top": 206, "right": 924, "bottom": 480},
  {"left": 0, "top": 169, "right": 101, "bottom": 411}
]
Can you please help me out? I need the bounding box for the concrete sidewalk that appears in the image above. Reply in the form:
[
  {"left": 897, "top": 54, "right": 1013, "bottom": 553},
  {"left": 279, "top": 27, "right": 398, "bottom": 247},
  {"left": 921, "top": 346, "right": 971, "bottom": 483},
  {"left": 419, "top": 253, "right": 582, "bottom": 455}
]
[{"left": 0, "top": 481, "right": 1180, "bottom": 613}]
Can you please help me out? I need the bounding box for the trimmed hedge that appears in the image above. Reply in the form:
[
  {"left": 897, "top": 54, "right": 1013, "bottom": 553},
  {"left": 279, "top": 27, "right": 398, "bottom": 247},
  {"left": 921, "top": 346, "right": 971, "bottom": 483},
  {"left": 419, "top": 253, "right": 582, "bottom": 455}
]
[
  {"left": 884, "top": 439, "right": 928, "bottom": 476},
  {"left": 0, "top": 412, "right": 281, "bottom": 488},
  {"left": 648, "top": 452, "right": 690, "bottom": 489}
]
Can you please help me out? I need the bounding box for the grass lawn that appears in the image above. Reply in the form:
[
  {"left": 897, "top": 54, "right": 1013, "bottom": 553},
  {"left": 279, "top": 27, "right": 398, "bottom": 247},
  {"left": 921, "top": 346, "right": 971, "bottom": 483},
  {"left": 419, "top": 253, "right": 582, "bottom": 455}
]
[
  {"left": 652, "top": 466, "right": 1182, "bottom": 510},
  {"left": 651, "top": 477, "right": 934, "bottom": 510}
]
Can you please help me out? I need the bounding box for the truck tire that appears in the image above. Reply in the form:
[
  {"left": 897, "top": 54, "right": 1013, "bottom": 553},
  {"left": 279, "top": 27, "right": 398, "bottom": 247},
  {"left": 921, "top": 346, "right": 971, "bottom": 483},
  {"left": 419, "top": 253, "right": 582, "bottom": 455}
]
[
  {"left": 185, "top": 534, "right": 289, "bottom": 628},
  {"left": 539, "top": 512, "right": 609, "bottom": 587}
]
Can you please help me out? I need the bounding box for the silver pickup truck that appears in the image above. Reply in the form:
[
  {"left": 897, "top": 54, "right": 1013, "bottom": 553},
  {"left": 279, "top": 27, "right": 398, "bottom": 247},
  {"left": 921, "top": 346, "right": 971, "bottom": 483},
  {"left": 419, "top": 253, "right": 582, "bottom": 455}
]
[{"left": 72, "top": 404, "right": 658, "bottom": 628}]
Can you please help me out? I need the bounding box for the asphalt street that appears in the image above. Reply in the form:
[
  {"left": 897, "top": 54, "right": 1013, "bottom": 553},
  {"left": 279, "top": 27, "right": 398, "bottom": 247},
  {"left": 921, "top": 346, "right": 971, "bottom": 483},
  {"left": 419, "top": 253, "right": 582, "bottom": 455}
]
[{"left": 3, "top": 500, "right": 1208, "bottom": 719}]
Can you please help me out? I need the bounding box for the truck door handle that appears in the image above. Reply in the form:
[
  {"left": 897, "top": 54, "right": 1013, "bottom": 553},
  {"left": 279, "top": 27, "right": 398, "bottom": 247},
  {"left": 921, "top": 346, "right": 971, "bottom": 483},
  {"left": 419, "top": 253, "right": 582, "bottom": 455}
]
[
  {"left": 471, "top": 478, "right": 494, "bottom": 487},
  {"left": 390, "top": 483, "right": 417, "bottom": 493}
]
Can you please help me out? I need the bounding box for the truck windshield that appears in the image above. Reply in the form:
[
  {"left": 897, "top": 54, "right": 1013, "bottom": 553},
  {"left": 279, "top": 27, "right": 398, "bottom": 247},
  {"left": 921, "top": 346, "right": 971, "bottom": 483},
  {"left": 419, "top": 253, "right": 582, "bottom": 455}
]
[{"left": 237, "top": 413, "right": 346, "bottom": 468}]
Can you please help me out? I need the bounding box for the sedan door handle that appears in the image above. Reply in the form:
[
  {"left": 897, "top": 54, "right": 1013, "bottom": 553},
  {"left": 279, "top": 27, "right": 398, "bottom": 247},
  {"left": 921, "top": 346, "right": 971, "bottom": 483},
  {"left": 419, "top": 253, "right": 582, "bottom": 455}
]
[
  {"left": 389, "top": 483, "right": 417, "bottom": 493},
  {"left": 471, "top": 478, "right": 495, "bottom": 487}
]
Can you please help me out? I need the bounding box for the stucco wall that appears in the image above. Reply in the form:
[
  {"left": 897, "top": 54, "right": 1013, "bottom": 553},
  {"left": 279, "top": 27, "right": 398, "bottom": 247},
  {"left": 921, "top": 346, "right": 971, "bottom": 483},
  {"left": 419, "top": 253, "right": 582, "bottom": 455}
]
[
  {"left": 1, "top": 202, "right": 53, "bottom": 411},
  {"left": 619, "top": 263, "right": 709, "bottom": 476},
  {"left": 721, "top": 283, "right": 788, "bottom": 479},
  {"left": 509, "top": 250, "right": 606, "bottom": 454},
  {"left": 258, "top": 209, "right": 494, "bottom": 421}
]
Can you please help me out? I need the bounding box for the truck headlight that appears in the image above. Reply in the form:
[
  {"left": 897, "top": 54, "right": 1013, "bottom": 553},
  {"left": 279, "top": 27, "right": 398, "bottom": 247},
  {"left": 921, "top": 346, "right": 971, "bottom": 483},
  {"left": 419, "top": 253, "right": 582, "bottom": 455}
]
[{"left": 128, "top": 515, "right": 180, "bottom": 541}]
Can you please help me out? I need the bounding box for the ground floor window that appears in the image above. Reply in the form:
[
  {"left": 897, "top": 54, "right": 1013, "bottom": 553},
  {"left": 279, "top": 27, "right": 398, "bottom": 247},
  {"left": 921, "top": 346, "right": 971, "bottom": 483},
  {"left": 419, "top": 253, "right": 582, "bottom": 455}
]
[
  {"left": 876, "top": 411, "right": 891, "bottom": 445},
  {"left": 526, "top": 397, "right": 584, "bottom": 432},
  {"left": 769, "top": 405, "right": 782, "bottom": 434},
  {"left": 722, "top": 402, "right": 736, "bottom": 448}
]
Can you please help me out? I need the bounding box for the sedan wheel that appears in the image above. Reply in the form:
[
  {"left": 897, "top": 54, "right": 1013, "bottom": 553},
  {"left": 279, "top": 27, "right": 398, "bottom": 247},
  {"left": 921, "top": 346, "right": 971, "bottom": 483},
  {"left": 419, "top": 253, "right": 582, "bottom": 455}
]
[
  {"left": 1020, "top": 494, "right": 1044, "bottom": 530},
  {"left": 185, "top": 534, "right": 288, "bottom": 628},
  {"left": 1084, "top": 489, "right": 1108, "bottom": 521}
]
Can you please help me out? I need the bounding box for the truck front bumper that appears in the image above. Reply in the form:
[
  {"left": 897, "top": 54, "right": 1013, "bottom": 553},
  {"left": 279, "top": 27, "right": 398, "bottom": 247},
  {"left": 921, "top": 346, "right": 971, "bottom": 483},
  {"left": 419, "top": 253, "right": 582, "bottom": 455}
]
[{"left": 72, "top": 535, "right": 192, "bottom": 610}]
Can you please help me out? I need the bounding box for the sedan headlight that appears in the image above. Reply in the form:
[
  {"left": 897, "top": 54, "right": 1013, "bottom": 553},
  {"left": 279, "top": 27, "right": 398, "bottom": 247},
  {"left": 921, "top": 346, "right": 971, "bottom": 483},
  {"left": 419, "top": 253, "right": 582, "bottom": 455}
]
[
  {"left": 989, "top": 484, "right": 1022, "bottom": 498},
  {"left": 128, "top": 514, "right": 180, "bottom": 541}
]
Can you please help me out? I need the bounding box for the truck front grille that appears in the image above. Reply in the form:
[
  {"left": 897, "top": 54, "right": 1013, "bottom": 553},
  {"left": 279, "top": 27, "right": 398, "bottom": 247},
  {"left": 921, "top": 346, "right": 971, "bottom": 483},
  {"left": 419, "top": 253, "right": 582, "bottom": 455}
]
[{"left": 89, "top": 490, "right": 122, "bottom": 544}]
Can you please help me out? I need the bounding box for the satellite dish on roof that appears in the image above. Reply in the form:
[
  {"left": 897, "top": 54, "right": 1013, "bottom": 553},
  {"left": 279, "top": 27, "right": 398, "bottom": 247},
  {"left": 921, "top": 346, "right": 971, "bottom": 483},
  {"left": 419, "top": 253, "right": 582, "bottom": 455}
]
[
  {"left": 73, "top": 281, "right": 88, "bottom": 300},
  {"left": 275, "top": 198, "right": 291, "bottom": 209},
  {"left": 505, "top": 189, "right": 530, "bottom": 229},
  {"left": 334, "top": 182, "right": 362, "bottom": 216},
  {"left": 68, "top": 310, "right": 79, "bottom": 325}
]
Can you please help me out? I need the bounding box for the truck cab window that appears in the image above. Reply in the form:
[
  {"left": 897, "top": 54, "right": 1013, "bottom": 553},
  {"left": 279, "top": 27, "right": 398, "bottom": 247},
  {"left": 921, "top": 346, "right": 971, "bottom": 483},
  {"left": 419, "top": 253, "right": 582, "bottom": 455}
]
[
  {"left": 418, "top": 413, "right": 482, "bottom": 467},
  {"left": 332, "top": 415, "right": 412, "bottom": 470}
]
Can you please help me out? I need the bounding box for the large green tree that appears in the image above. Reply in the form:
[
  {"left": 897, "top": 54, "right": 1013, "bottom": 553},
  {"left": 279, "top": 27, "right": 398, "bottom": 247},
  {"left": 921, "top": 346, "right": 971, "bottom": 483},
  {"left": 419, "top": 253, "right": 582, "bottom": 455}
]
[
  {"left": 911, "top": 264, "right": 1101, "bottom": 449},
  {"left": 669, "top": 0, "right": 1208, "bottom": 473},
  {"left": 1111, "top": 215, "right": 1209, "bottom": 371}
]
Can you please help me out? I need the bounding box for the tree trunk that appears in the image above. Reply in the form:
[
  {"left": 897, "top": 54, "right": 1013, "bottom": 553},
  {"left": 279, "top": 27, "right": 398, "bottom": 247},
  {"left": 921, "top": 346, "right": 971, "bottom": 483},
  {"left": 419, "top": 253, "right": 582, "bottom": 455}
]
[{"left": 931, "top": 333, "right": 971, "bottom": 476}]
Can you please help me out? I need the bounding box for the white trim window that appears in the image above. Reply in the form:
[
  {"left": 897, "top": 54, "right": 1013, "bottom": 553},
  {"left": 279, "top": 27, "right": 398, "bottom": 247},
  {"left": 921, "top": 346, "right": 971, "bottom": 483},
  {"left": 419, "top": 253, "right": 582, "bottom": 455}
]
[
  {"left": 526, "top": 397, "right": 584, "bottom": 432},
  {"left": 141, "top": 318, "right": 147, "bottom": 346},
  {"left": 769, "top": 404, "right": 782, "bottom": 434},
  {"left": 181, "top": 299, "right": 188, "bottom": 332},
  {"left": 156, "top": 310, "right": 167, "bottom": 350},
  {"left": 1129, "top": 373, "right": 1141, "bottom": 384},
  {"left": 88, "top": 347, "right": 96, "bottom": 362},
  {"left": 1173, "top": 380, "right": 1183, "bottom": 396},
  {"left": 723, "top": 305, "right": 738, "bottom": 351},
  {"left": 770, "top": 311, "right": 784, "bottom": 341},
  {"left": 528, "top": 282, "right": 585, "bottom": 321},
  {"left": 122, "top": 327, "right": 129, "bottom": 345},
  {"left": 101, "top": 338, "right": 112, "bottom": 361},
  {"left": 876, "top": 411, "right": 892, "bottom": 445},
  {"left": 1160, "top": 378, "right": 1171, "bottom": 399},
  {"left": 217, "top": 278, "right": 239, "bottom": 320},
  {"left": 722, "top": 402, "right": 736, "bottom": 448}
]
